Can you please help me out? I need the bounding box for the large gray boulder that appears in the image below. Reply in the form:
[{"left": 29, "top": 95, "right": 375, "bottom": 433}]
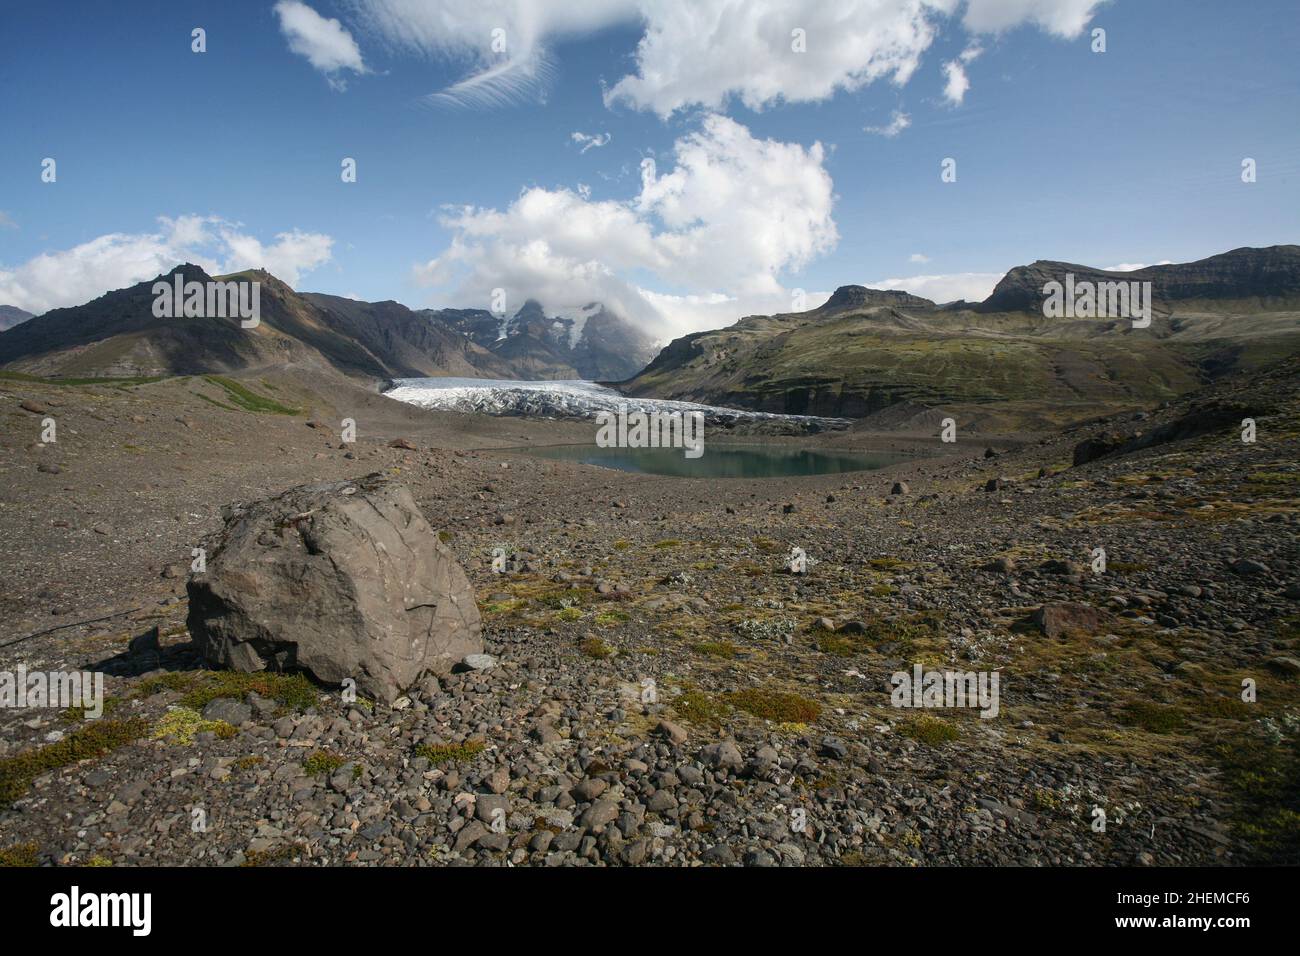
[{"left": 187, "top": 475, "right": 481, "bottom": 703}]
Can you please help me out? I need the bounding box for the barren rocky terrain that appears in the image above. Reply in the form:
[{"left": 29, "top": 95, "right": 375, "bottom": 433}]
[{"left": 1, "top": 355, "right": 1297, "bottom": 868}]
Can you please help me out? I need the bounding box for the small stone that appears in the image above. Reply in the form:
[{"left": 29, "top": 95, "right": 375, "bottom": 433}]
[
  {"left": 579, "top": 799, "right": 620, "bottom": 831},
  {"left": 486, "top": 767, "right": 510, "bottom": 794},
  {"left": 819, "top": 736, "right": 848, "bottom": 759},
  {"left": 654, "top": 719, "right": 688, "bottom": 745},
  {"left": 463, "top": 653, "right": 496, "bottom": 671},
  {"left": 201, "top": 697, "right": 252, "bottom": 726},
  {"left": 699, "top": 740, "right": 744, "bottom": 772}
]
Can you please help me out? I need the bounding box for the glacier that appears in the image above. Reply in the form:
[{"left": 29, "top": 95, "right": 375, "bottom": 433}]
[{"left": 383, "top": 377, "right": 851, "bottom": 431}]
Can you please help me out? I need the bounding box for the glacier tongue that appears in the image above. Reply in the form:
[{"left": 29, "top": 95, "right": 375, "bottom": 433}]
[{"left": 384, "top": 377, "right": 851, "bottom": 431}]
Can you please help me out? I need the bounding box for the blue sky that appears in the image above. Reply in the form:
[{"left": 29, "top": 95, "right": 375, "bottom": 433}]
[{"left": 1, "top": 0, "right": 1297, "bottom": 337}]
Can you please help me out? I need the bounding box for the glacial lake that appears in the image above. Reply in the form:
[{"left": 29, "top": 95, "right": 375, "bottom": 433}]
[{"left": 514, "top": 443, "right": 910, "bottom": 479}]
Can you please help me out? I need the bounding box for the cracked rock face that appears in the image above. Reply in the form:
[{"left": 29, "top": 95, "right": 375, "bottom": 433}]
[{"left": 187, "top": 474, "right": 481, "bottom": 703}]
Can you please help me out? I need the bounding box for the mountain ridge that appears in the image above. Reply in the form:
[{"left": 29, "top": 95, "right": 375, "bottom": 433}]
[
  {"left": 3, "top": 245, "right": 1298, "bottom": 429},
  {"left": 619, "top": 244, "right": 1300, "bottom": 423}
]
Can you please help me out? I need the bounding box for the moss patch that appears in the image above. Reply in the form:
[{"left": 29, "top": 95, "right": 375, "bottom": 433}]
[
  {"left": 724, "top": 688, "right": 821, "bottom": 723},
  {"left": 136, "top": 670, "right": 318, "bottom": 713},
  {"left": 151, "top": 707, "right": 237, "bottom": 745},
  {"left": 594, "top": 609, "right": 631, "bottom": 628},
  {"left": 203, "top": 376, "right": 299, "bottom": 414},
  {"left": 899, "top": 715, "right": 960, "bottom": 746},
  {"left": 581, "top": 636, "right": 614, "bottom": 659},
  {"left": 672, "top": 688, "right": 727, "bottom": 728},
  {"left": 693, "top": 640, "right": 738, "bottom": 659},
  {"left": 415, "top": 740, "right": 485, "bottom": 765},
  {"left": 0, "top": 842, "right": 39, "bottom": 867},
  {"left": 0, "top": 717, "right": 150, "bottom": 806},
  {"left": 1120, "top": 701, "right": 1186, "bottom": 734},
  {"left": 302, "top": 750, "right": 345, "bottom": 775},
  {"left": 1212, "top": 732, "right": 1300, "bottom": 863}
]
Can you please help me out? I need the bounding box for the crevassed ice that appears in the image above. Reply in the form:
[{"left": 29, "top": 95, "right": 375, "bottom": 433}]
[{"left": 383, "top": 377, "right": 850, "bottom": 427}]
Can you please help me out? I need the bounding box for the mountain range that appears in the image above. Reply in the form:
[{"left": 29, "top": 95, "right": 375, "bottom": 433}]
[
  {"left": 425, "top": 299, "right": 659, "bottom": 381},
  {"left": 622, "top": 245, "right": 1300, "bottom": 426},
  {"left": 2, "top": 245, "right": 1297, "bottom": 428},
  {"left": 0, "top": 267, "right": 656, "bottom": 383}
]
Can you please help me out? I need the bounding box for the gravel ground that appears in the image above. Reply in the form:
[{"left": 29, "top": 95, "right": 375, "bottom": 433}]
[{"left": 1, "top": 359, "right": 1297, "bottom": 867}]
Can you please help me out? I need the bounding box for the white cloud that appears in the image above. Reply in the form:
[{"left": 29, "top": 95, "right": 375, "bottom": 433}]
[
  {"left": 571, "top": 131, "right": 612, "bottom": 153},
  {"left": 0, "top": 211, "right": 17, "bottom": 230},
  {"left": 606, "top": 0, "right": 948, "bottom": 117},
  {"left": 961, "top": 0, "right": 1104, "bottom": 37},
  {"left": 941, "top": 43, "right": 982, "bottom": 104},
  {"left": 0, "top": 216, "right": 334, "bottom": 315},
  {"left": 346, "top": 0, "right": 636, "bottom": 107},
  {"left": 1102, "top": 260, "right": 1173, "bottom": 272},
  {"left": 941, "top": 60, "right": 970, "bottom": 104},
  {"left": 864, "top": 110, "right": 912, "bottom": 137},
  {"left": 415, "top": 114, "right": 836, "bottom": 337},
  {"left": 275, "top": 0, "right": 368, "bottom": 90},
  {"left": 867, "top": 271, "right": 1004, "bottom": 303},
  {"left": 337, "top": 1, "right": 1105, "bottom": 113},
  {"left": 909, "top": 252, "right": 930, "bottom": 263}
]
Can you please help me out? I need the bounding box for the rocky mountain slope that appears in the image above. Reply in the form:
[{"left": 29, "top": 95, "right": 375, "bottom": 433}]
[
  {"left": 0, "top": 268, "right": 660, "bottom": 384},
  {"left": 0, "top": 265, "right": 516, "bottom": 381},
  {"left": 622, "top": 246, "right": 1300, "bottom": 424},
  {"left": 0, "top": 306, "right": 33, "bottom": 331},
  {"left": 430, "top": 299, "right": 660, "bottom": 382}
]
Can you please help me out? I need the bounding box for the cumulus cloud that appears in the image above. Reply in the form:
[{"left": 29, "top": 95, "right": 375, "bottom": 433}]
[
  {"left": 571, "top": 131, "right": 612, "bottom": 153},
  {"left": 0, "top": 216, "right": 333, "bottom": 315},
  {"left": 864, "top": 110, "right": 912, "bottom": 137},
  {"left": 333, "top": 0, "right": 1105, "bottom": 113},
  {"left": 275, "top": 0, "right": 368, "bottom": 90},
  {"left": 606, "top": 0, "right": 949, "bottom": 117},
  {"left": 415, "top": 114, "right": 836, "bottom": 336}
]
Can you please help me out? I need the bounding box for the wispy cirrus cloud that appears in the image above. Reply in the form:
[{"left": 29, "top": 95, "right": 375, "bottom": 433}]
[
  {"left": 571, "top": 131, "right": 612, "bottom": 153},
  {"left": 864, "top": 110, "right": 912, "bottom": 137}
]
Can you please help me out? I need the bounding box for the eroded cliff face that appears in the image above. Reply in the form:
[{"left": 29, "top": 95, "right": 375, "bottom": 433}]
[{"left": 979, "top": 245, "right": 1300, "bottom": 313}]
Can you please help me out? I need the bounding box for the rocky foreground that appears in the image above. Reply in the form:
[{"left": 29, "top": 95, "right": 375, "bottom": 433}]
[{"left": 0, "top": 360, "right": 1297, "bottom": 867}]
